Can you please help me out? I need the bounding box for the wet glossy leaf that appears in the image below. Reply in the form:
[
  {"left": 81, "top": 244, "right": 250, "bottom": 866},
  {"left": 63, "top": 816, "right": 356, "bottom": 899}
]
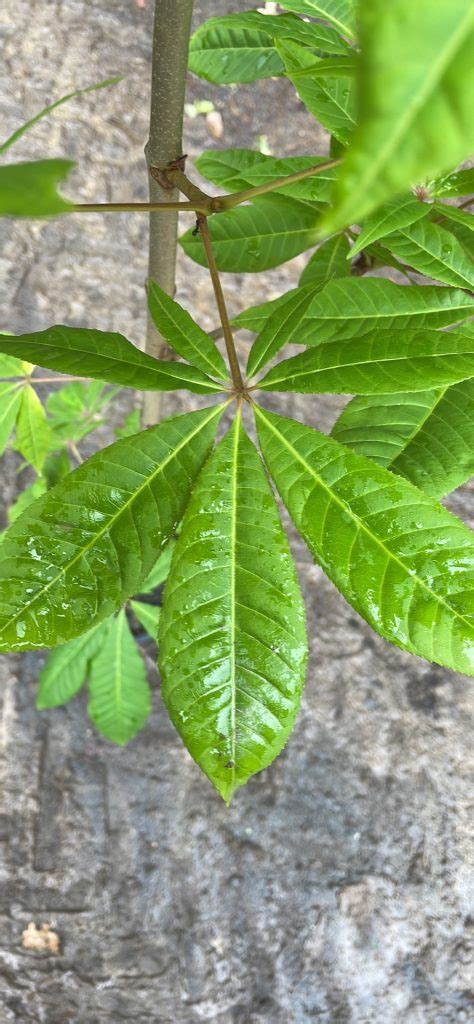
[
  {"left": 429, "top": 169, "right": 474, "bottom": 198},
  {"left": 88, "top": 609, "right": 151, "bottom": 744},
  {"left": 349, "top": 197, "right": 429, "bottom": 258},
  {"left": 36, "top": 619, "right": 109, "bottom": 709},
  {"left": 159, "top": 415, "right": 307, "bottom": 802},
  {"left": 196, "top": 149, "right": 338, "bottom": 203},
  {"left": 256, "top": 406, "right": 474, "bottom": 676},
  {"left": 297, "top": 279, "right": 474, "bottom": 345},
  {"left": 14, "top": 385, "right": 50, "bottom": 472},
  {"left": 323, "top": 0, "right": 474, "bottom": 233},
  {"left": 148, "top": 279, "right": 228, "bottom": 380},
  {"left": 247, "top": 285, "right": 317, "bottom": 378},
  {"left": 0, "top": 77, "right": 122, "bottom": 156},
  {"left": 259, "top": 325, "right": 474, "bottom": 394},
  {"left": 181, "top": 195, "right": 321, "bottom": 273},
  {"left": 0, "top": 160, "right": 74, "bottom": 217},
  {"left": 299, "top": 233, "right": 351, "bottom": 286},
  {"left": 139, "top": 540, "right": 176, "bottom": 594},
  {"left": 0, "top": 326, "right": 221, "bottom": 394},
  {"left": 0, "top": 405, "right": 224, "bottom": 651},
  {"left": 0, "top": 382, "right": 23, "bottom": 456},
  {"left": 276, "top": 39, "right": 356, "bottom": 144},
  {"left": 382, "top": 220, "right": 474, "bottom": 288},
  {"left": 130, "top": 600, "right": 161, "bottom": 639},
  {"left": 280, "top": 1, "right": 356, "bottom": 39},
  {"left": 331, "top": 380, "right": 474, "bottom": 499}
]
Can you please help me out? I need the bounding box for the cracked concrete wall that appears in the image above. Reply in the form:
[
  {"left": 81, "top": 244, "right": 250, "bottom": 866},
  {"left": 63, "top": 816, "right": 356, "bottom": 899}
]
[{"left": 0, "top": 2, "right": 473, "bottom": 1022}]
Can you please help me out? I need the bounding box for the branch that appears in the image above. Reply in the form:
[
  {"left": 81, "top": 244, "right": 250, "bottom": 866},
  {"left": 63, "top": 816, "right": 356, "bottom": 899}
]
[{"left": 197, "top": 216, "right": 244, "bottom": 393}]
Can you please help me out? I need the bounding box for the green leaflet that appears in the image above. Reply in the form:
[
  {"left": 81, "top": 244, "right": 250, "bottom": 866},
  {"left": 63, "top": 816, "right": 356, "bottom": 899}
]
[
  {"left": 381, "top": 220, "right": 474, "bottom": 289},
  {"left": 0, "top": 326, "right": 221, "bottom": 394},
  {"left": 188, "top": 11, "right": 350, "bottom": 85},
  {"left": 433, "top": 203, "right": 474, "bottom": 237},
  {"left": 258, "top": 326, "right": 474, "bottom": 394},
  {"left": 280, "top": 1, "right": 356, "bottom": 39},
  {"left": 0, "top": 382, "right": 23, "bottom": 456},
  {"left": 0, "top": 77, "right": 121, "bottom": 156},
  {"left": 8, "top": 479, "right": 47, "bottom": 524},
  {"left": 147, "top": 280, "right": 228, "bottom": 381},
  {"left": 349, "top": 197, "right": 429, "bottom": 258},
  {"left": 297, "top": 279, "right": 474, "bottom": 345},
  {"left": 36, "top": 619, "right": 110, "bottom": 709},
  {"left": 14, "top": 385, "right": 50, "bottom": 472},
  {"left": 232, "top": 288, "right": 303, "bottom": 334},
  {"left": 0, "top": 160, "right": 74, "bottom": 217},
  {"left": 0, "top": 351, "right": 25, "bottom": 377},
  {"left": 299, "top": 233, "right": 351, "bottom": 286},
  {"left": 181, "top": 195, "right": 321, "bottom": 273},
  {"left": 255, "top": 406, "right": 474, "bottom": 676},
  {"left": 88, "top": 609, "right": 151, "bottom": 745},
  {"left": 276, "top": 39, "right": 356, "bottom": 145},
  {"left": 0, "top": 405, "right": 224, "bottom": 651},
  {"left": 247, "top": 285, "right": 317, "bottom": 379},
  {"left": 196, "top": 149, "right": 338, "bottom": 203},
  {"left": 429, "top": 169, "right": 474, "bottom": 198},
  {"left": 322, "top": 0, "right": 474, "bottom": 233},
  {"left": 130, "top": 600, "right": 161, "bottom": 639},
  {"left": 331, "top": 380, "right": 474, "bottom": 499},
  {"left": 138, "top": 540, "right": 176, "bottom": 593},
  {"left": 159, "top": 415, "right": 307, "bottom": 803}
]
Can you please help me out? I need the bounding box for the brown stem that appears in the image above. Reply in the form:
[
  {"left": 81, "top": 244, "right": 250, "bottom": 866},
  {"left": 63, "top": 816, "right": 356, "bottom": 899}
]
[
  {"left": 197, "top": 216, "right": 244, "bottom": 392},
  {"left": 73, "top": 200, "right": 207, "bottom": 214},
  {"left": 220, "top": 158, "right": 341, "bottom": 209}
]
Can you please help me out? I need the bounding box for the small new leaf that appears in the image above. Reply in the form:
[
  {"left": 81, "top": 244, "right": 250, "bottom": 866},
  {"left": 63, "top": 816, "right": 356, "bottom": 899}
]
[
  {"left": 88, "top": 609, "right": 151, "bottom": 745},
  {"left": 37, "top": 620, "right": 110, "bottom": 709}
]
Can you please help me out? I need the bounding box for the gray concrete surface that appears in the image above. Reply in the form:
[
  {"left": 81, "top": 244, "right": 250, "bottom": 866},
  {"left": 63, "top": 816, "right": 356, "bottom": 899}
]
[{"left": 0, "top": 2, "right": 473, "bottom": 1021}]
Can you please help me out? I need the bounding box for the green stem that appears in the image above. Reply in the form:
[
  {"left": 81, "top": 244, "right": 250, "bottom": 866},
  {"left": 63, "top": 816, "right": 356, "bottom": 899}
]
[
  {"left": 143, "top": 0, "right": 195, "bottom": 426},
  {"left": 197, "top": 216, "right": 244, "bottom": 392}
]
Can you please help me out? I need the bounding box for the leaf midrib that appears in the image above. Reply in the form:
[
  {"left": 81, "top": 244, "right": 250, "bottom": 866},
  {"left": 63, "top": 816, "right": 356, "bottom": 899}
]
[
  {"left": 255, "top": 406, "right": 474, "bottom": 641},
  {"left": 0, "top": 404, "right": 224, "bottom": 640},
  {"left": 345, "top": 6, "right": 474, "bottom": 202}
]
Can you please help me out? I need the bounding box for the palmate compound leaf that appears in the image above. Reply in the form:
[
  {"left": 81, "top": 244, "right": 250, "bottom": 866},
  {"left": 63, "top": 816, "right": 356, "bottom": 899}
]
[
  {"left": 147, "top": 279, "right": 228, "bottom": 381},
  {"left": 331, "top": 380, "right": 474, "bottom": 499},
  {"left": 257, "top": 325, "right": 474, "bottom": 395},
  {"left": 0, "top": 160, "right": 75, "bottom": 217},
  {"left": 255, "top": 406, "right": 474, "bottom": 676},
  {"left": 0, "top": 326, "right": 221, "bottom": 394},
  {"left": 158, "top": 413, "right": 307, "bottom": 803},
  {"left": 322, "top": 0, "right": 474, "bottom": 234},
  {"left": 36, "top": 619, "right": 110, "bottom": 709},
  {"left": 181, "top": 195, "right": 322, "bottom": 273},
  {"left": 88, "top": 609, "right": 151, "bottom": 745},
  {"left": 0, "top": 405, "right": 224, "bottom": 652}
]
